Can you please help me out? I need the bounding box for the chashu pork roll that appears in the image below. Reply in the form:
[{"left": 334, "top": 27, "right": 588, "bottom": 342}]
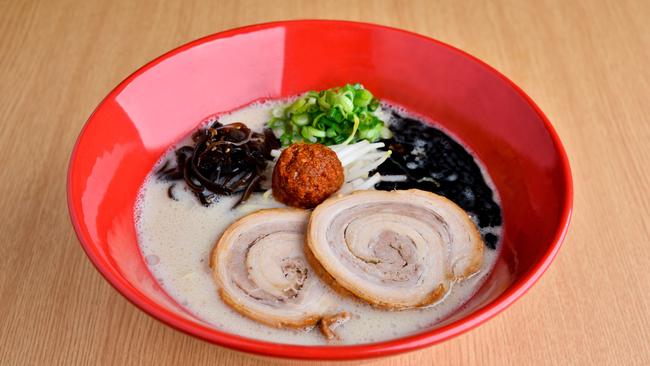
[
  {"left": 307, "top": 189, "right": 483, "bottom": 310},
  {"left": 210, "top": 208, "right": 348, "bottom": 337}
]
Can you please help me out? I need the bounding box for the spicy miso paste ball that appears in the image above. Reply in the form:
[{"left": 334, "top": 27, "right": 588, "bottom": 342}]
[{"left": 272, "top": 143, "right": 344, "bottom": 208}]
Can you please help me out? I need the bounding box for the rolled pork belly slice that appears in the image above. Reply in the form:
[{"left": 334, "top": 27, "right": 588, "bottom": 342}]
[
  {"left": 210, "top": 208, "right": 348, "bottom": 336},
  {"left": 307, "top": 189, "right": 483, "bottom": 310}
]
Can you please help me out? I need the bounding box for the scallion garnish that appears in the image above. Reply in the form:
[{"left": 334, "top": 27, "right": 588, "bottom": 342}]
[{"left": 267, "top": 83, "right": 391, "bottom": 146}]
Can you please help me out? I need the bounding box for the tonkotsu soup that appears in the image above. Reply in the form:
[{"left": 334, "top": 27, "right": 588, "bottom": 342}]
[{"left": 135, "top": 87, "right": 503, "bottom": 345}]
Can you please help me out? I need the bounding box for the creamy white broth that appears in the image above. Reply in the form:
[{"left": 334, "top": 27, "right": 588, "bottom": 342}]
[{"left": 135, "top": 101, "right": 501, "bottom": 345}]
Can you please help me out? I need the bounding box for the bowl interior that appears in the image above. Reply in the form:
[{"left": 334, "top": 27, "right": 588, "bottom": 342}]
[{"left": 68, "top": 20, "right": 571, "bottom": 359}]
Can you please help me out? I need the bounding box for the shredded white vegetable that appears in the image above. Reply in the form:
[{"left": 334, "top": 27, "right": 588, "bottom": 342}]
[
  {"left": 270, "top": 149, "right": 282, "bottom": 158},
  {"left": 381, "top": 175, "right": 408, "bottom": 182},
  {"left": 335, "top": 142, "right": 387, "bottom": 167},
  {"left": 356, "top": 172, "right": 382, "bottom": 190},
  {"left": 331, "top": 141, "right": 405, "bottom": 193}
]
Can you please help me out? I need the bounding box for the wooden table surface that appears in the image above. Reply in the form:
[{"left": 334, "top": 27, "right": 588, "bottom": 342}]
[{"left": 1, "top": 0, "right": 649, "bottom": 365}]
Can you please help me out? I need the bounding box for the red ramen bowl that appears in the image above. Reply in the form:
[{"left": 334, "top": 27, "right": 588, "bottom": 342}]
[{"left": 67, "top": 20, "right": 572, "bottom": 360}]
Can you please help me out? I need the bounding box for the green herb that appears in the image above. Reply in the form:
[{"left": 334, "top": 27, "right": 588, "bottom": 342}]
[{"left": 267, "top": 83, "right": 392, "bottom": 146}]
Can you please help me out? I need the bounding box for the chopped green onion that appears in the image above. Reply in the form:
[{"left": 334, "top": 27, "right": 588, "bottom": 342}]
[
  {"left": 291, "top": 114, "right": 310, "bottom": 126},
  {"left": 272, "top": 107, "right": 284, "bottom": 118},
  {"left": 380, "top": 126, "right": 393, "bottom": 139},
  {"left": 267, "top": 83, "right": 389, "bottom": 146},
  {"left": 341, "top": 115, "right": 360, "bottom": 145},
  {"left": 302, "top": 126, "right": 327, "bottom": 138},
  {"left": 354, "top": 89, "right": 373, "bottom": 107}
]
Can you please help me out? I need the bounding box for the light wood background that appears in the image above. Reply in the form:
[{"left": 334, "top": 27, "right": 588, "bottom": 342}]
[{"left": 1, "top": 0, "right": 649, "bottom": 365}]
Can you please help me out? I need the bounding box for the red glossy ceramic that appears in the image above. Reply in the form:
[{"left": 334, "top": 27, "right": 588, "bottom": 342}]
[{"left": 67, "top": 20, "right": 572, "bottom": 360}]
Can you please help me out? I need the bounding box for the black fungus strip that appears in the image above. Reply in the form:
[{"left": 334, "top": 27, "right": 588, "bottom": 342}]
[
  {"left": 155, "top": 160, "right": 170, "bottom": 175},
  {"left": 167, "top": 183, "right": 178, "bottom": 201},
  {"left": 232, "top": 175, "right": 262, "bottom": 209},
  {"left": 157, "top": 121, "right": 279, "bottom": 206}
]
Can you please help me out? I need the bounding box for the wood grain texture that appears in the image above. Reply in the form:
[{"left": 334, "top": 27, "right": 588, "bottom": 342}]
[{"left": 1, "top": 0, "right": 649, "bottom": 365}]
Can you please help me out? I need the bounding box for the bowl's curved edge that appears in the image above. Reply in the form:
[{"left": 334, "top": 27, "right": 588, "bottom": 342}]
[{"left": 66, "top": 19, "right": 574, "bottom": 360}]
